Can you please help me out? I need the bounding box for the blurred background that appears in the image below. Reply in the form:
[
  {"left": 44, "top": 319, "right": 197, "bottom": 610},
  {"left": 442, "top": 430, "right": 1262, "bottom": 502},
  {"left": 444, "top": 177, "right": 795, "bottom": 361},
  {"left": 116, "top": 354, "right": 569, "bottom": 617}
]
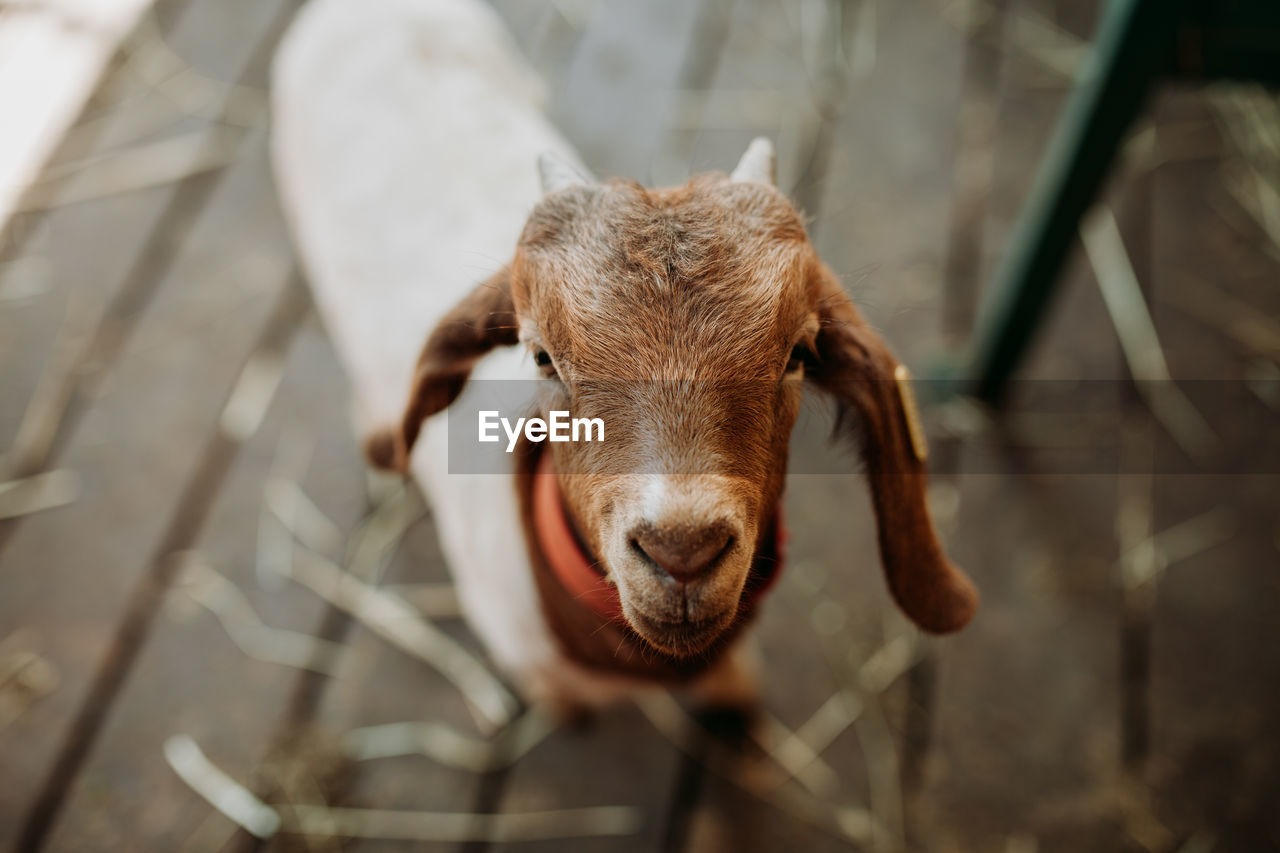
[{"left": 1, "top": 0, "right": 1278, "bottom": 851}]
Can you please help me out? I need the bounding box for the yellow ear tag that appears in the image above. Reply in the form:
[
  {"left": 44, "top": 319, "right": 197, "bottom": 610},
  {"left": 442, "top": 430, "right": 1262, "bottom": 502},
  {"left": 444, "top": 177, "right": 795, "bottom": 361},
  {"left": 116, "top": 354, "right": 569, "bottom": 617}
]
[{"left": 894, "top": 364, "right": 928, "bottom": 463}]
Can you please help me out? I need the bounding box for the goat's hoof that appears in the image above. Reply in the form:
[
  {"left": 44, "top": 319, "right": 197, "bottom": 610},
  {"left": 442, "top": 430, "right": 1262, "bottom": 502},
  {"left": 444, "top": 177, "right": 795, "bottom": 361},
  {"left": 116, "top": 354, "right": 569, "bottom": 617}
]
[{"left": 695, "top": 704, "right": 757, "bottom": 745}]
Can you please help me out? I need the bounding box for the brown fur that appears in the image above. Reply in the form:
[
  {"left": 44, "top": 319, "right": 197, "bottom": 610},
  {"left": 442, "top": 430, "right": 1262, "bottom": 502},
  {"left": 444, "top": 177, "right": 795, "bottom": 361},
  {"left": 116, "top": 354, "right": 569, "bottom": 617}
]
[{"left": 370, "top": 169, "right": 977, "bottom": 662}]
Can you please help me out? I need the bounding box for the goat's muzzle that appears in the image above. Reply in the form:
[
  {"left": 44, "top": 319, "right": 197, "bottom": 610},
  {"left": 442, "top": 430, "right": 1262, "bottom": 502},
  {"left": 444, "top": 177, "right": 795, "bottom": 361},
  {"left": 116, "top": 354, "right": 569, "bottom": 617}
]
[
  {"left": 601, "top": 477, "right": 760, "bottom": 656},
  {"left": 629, "top": 519, "right": 735, "bottom": 585}
]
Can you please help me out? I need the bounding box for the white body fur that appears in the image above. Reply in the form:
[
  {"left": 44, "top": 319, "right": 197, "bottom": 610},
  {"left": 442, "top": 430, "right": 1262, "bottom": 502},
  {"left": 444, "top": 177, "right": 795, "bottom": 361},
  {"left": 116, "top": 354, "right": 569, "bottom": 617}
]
[{"left": 271, "top": 0, "right": 753, "bottom": 709}]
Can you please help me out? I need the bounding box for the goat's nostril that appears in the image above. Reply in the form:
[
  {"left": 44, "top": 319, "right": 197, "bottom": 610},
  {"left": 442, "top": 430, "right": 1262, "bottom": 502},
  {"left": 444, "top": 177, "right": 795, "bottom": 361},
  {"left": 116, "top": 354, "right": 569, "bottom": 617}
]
[{"left": 631, "top": 523, "right": 734, "bottom": 584}]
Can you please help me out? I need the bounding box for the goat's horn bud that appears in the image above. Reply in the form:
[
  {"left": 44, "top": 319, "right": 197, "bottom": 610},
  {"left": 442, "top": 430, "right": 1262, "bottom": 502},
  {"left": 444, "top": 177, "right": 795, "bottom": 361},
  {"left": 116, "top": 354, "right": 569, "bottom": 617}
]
[
  {"left": 538, "top": 152, "right": 596, "bottom": 194},
  {"left": 730, "top": 137, "right": 776, "bottom": 186}
]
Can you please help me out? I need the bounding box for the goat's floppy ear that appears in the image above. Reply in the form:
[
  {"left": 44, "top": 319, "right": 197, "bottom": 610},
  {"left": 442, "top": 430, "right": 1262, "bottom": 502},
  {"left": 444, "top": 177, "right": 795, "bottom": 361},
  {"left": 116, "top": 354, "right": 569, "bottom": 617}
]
[
  {"left": 806, "top": 259, "right": 978, "bottom": 633},
  {"left": 366, "top": 267, "right": 518, "bottom": 472}
]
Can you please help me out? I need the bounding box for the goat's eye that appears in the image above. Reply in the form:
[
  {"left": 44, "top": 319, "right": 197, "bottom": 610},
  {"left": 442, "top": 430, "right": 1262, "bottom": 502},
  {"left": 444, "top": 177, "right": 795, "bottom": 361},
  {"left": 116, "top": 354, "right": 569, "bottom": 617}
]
[
  {"left": 532, "top": 348, "right": 559, "bottom": 379},
  {"left": 784, "top": 344, "right": 808, "bottom": 377}
]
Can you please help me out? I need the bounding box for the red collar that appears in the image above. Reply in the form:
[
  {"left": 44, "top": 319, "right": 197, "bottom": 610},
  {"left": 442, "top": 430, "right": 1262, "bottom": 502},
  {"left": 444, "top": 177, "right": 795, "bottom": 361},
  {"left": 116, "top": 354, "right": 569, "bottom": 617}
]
[
  {"left": 531, "top": 451, "right": 625, "bottom": 621},
  {"left": 531, "top": 451, "right": 787, "bottom": 623}
]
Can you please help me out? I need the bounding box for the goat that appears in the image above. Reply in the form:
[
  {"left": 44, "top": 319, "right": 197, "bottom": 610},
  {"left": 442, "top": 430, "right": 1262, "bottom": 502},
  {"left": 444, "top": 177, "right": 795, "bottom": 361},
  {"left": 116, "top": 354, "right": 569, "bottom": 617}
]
[{"left": 271, "top": 0, "right": 976, "bottom": 715}]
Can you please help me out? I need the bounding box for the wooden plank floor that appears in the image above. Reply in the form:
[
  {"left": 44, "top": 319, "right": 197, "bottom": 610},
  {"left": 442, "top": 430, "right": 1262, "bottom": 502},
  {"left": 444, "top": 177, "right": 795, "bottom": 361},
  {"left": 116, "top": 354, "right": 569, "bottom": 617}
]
[{"left": 1, "top": 0, "right": 1278, "bottom": 851}]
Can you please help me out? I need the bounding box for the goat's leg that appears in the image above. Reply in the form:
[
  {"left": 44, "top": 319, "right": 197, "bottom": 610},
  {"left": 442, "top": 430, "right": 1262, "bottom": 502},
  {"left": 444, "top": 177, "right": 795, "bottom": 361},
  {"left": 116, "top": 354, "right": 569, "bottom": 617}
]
[{"left": 688, "top": 636, "right": 761, "bottom": 714}]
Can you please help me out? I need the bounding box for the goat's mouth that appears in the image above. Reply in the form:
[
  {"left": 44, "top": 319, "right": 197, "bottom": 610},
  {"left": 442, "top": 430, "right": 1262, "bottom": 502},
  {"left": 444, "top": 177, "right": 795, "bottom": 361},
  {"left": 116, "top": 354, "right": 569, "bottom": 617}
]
[{"left": 623, "top": 605, "right": 737, "bottom": 658}]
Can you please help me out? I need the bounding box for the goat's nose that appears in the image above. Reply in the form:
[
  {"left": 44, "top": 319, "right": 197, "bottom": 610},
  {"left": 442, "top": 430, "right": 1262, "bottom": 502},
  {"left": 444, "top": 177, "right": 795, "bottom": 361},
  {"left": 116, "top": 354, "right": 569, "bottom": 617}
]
[{"left": 631, "top": 522, "right": 734, "bottom": 584}]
